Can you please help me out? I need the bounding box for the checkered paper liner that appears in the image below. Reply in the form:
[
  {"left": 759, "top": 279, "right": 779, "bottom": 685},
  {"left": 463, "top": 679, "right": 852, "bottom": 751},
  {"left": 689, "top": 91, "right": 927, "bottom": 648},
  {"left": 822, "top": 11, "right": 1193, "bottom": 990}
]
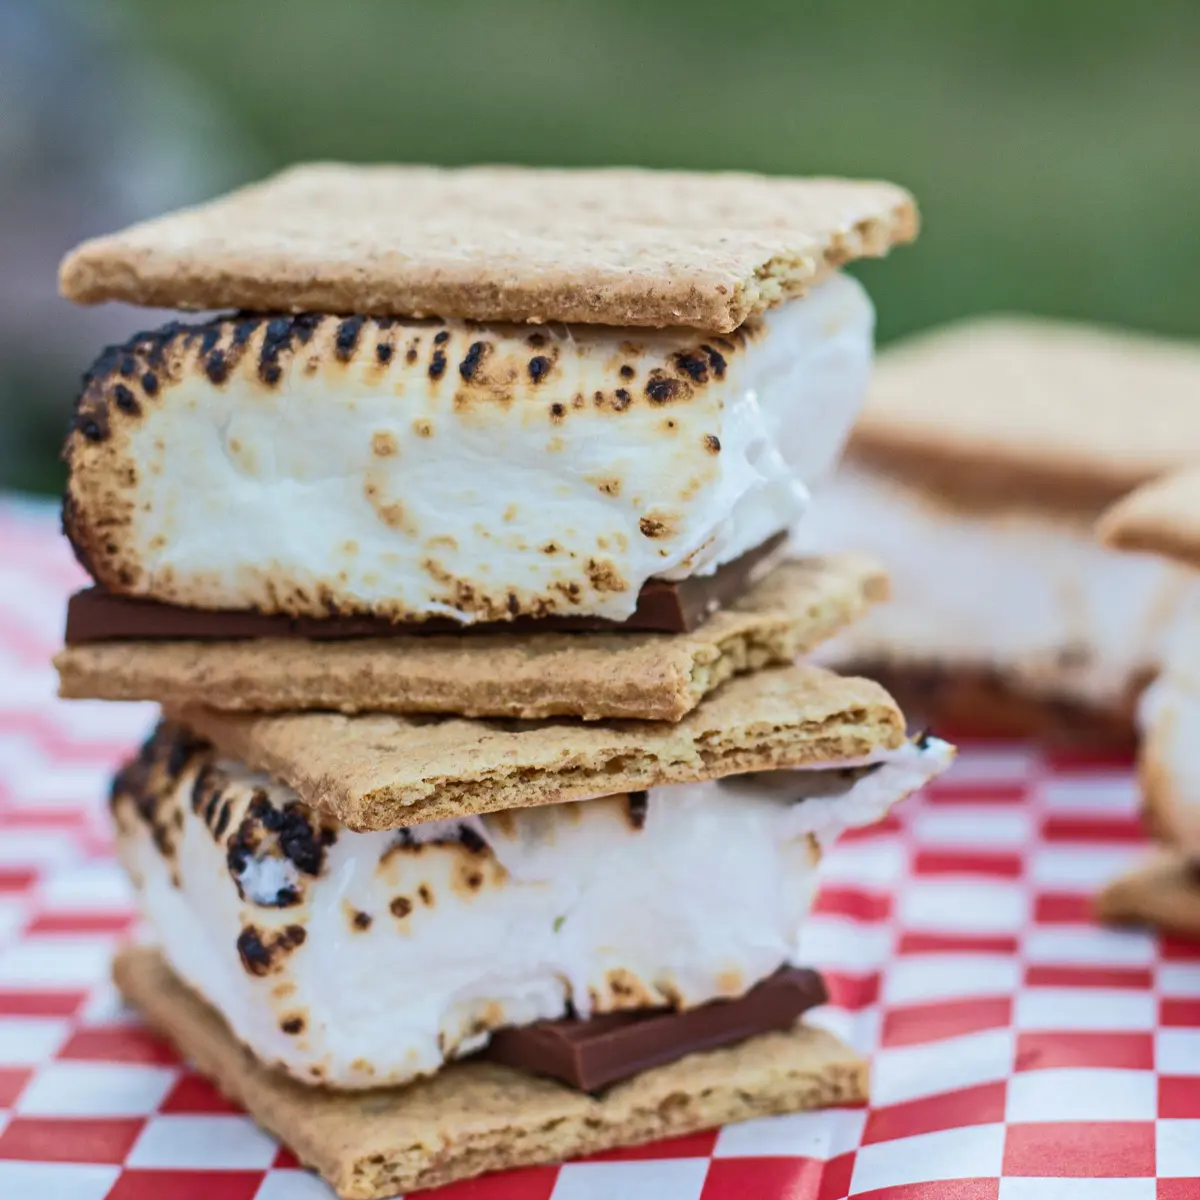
[{"left": 1, "top": 497, "right": 1198, "bottom": 1200}]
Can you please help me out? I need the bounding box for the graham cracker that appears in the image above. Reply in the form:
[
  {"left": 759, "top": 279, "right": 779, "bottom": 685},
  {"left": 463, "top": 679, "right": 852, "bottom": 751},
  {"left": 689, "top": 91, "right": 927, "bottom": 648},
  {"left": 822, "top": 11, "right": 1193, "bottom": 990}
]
[
  {"left": 114, "top": 946, "right": 867, "bottom": 1200},
  {"left": 1096, "top": 853, "right": 1200, "bottom": 937},
  {"left": 846, "top": 661, "right": 1139, "bottom": 747},
  {"left": 1097, "top": 468, "right": 1200, "bottom": 570},
  {"left": 849, "top": 318, "right": 1200, "bottom": 512},
  {"left": 59, "top": 163, "right": 916, "bottom": 332},
  {"left": 55, "top": 556, "right": 888, "bottom": 722},
  {"left": 170, "top": 663, "right": 907, "bottom": 831}
]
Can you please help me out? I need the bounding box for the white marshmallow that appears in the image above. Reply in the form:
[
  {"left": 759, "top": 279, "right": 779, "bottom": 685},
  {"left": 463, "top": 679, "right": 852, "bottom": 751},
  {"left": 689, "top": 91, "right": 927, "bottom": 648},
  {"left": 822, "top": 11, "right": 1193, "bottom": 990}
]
[
  {"left": 795, "top": 467, "right": 1192, "bottom": 709},
  {"left": 67, "top": 274, "right": 873, "bottom": 622},
  {"left": 114, "top": 733, "right": 951, "bottom": 1089}
]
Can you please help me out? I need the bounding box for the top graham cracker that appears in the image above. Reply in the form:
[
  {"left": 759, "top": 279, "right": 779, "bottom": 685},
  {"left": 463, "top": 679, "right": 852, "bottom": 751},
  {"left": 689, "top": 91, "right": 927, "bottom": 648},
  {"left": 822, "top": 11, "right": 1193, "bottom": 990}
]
[
  {"left": 849, "top": 318, "right": 1200, "bottom": 511},
  {"left": 1097, "top": 467, "right": 1200, "bottom": 570},
  {"left": 58, "top": 163, "right": 917, "bottom": 332}
]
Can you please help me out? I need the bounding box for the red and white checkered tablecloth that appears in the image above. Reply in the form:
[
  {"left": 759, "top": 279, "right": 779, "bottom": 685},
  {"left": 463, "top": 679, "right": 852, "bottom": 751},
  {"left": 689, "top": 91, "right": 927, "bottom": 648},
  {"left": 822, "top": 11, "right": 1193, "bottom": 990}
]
[{"left": 0, "top": 495, "right": 1197, "bottom": 1200}]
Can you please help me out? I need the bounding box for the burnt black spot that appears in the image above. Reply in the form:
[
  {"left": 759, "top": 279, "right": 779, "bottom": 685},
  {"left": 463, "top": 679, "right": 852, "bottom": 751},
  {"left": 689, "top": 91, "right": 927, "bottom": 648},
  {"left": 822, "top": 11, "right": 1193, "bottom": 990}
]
[
  {"left": 374, "top": 316, "right": 397, "bottom": 331},
  {"left": 236, "top": 923, "right": 306, "bottom": 976},
  {"left": 280, "top": 1015, "right": 305, "bottom": 1035},
  {"left": 405, "top": 346, "right": 418, "bottom": 364},
  {"left": 418, "top": 884, "right": 433, "bottom": 906},
  {"left": 199, "top": 327, "right": 221, "bottom": 356},
  {"left": 236, "top": 926, "right": 271, "bottom": 976},
  {"left": 213, "top": 800, "right": 232, "bottom": 840},
  {"left": 232, "top": 316, "right": 260, "bottom": 348},
  {"left": 619, "top": 364, "right": 635, "bottom": 379},
  {"left": 613, "top": 388, "right": 632, "bottom": 410},
  {"left": 429, "top": 349, "right": 447, "bottom": 380},
  {"left": 550, "top": 402, "right": 566, "bottom": 420},
  {"left": 701, "top": 345, "right": 727, "bottom": 379},
  {"left": 292, "top": 313, "right": 321, "bottom": 343},
  {"left": 459, "top": 825, "right": 488, "bottom": 854},
  {"left": 266, "top": 316, "right": 292, "bottom": 343},
  {"left": 459, "top": 340, "right": 488, "bottom": 380},
  {"left": 674, "top": 351, "right": 709, "bottom": 382},
  {"left": 257, "top": 317, "right": 295, "bottom": 385},
  {"left": 202, "top": 792, "right": 223, "bottom": 834},
  {"left": 433, "top": 330, "right": 450, "bottom": 345},
  {"left": 704, "top": 433, "right": 721, "bottom": 454},
  {"left": 645, "top": 374, "right": 680, "bottom": 404},
  {"left": 189, "top": 764, "right": 216, "bottom": 814},
  {"left": 158, "top": 724, "right": 202, "bottom": 782},
  {"left": 376, "top": 342, "right": 394, "bottom": 364},
  {"left": 141, "top": 371, "right": 159, "bottom": 396},
  {"left": 112, "top": 384, "right": 139, "bottom": 415},
  {"left": 335, "top": 315, "right": 366, "bottom": 360},
  {"left": 626, "top": 790, "right": 649, "bottom": 830},
  {"left": 390, "top": 896, "right": 412, "bottom": 919},
  {"left": 528, "top": 355, "right": 551, "bottom": 383},
  {"left": 118, "top": 356, "right": 137, "bottom": 377},
  {"left": 914, "top": 728, "right": 934, "bottom": 751},
  {"left": 250, "top": 791, "right": 279, "bottom": 830},
  {"left": 144, "top": 324, "right": 183, "bottom": 369},
  {"left": 527, "top": 331, "right": 547, "bottom": 348},
  {"left": 279, "top": 807, "right": 331, "bottom": 876},
  {"left": 205, "top": 351, "right": 228, "bottom": 385},
  {"left": 76, "top": 411, "right": 109, "bottom": 442},
  {"left": 351, "top": 910, "right": 373, "bottom": 930},
  {"left": 225, "top": 840, "right": 248, "bottom": 879}
]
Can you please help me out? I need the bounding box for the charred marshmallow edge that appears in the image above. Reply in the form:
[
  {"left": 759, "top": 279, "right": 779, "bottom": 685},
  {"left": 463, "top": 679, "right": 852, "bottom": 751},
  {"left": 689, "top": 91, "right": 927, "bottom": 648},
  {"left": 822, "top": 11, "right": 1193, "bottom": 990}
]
[
  {"left": 1139, "top": 587, "right": 1200, "bottom": 857},
  {"left": 65, "top": 273, "right": 873, "bottom": 624},
  {"left": 112, "top": 724, "right": 953, "bottom": 1089},
  {"left": 798, "top": 466, "right": 1191, "bottom": 710}
]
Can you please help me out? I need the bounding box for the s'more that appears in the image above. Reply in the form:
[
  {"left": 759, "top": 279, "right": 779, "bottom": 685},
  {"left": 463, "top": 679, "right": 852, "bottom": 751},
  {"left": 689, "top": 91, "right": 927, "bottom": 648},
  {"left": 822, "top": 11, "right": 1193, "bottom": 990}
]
[
  {"left": 54, "top": 163, "right": 912, "bottom": 722},
  {"left": 55, "top": 163, "right": 954, "bottom": 1197},
  {"left": 797, "top": 318, "right": 1200, "bottom": 740},
  {"left": 1095, "top": 468, "right": 1200, "bottom": 935}
]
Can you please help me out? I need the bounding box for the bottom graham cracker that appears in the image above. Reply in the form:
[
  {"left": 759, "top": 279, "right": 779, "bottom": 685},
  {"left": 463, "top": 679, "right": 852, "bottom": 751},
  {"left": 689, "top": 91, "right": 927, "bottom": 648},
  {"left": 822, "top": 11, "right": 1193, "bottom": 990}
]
[
  {"left": 1097, "top": 852, "right": 1200, "bottom": 937},
  {"left": 114, "top": 946, "right": 868, "bottom": 1199}
]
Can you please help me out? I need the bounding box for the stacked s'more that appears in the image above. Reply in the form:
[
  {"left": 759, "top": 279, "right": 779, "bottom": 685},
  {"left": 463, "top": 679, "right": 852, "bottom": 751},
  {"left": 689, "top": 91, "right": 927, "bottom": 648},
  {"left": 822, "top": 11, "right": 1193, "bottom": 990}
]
[
  {"left": 1095, "top": 469, "right": 1200, "bottom": 936},
  {"left": 54, "top": 164, "right": 953, "bottom": 1198},
  {"left": 798, "top": 319, "right": 1200, "bottom": 741}
]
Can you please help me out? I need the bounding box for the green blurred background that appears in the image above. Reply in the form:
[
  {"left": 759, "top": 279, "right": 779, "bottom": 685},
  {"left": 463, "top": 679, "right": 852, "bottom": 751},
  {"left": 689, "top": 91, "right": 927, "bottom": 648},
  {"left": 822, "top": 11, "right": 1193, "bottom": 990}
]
[{"left": 3, "top": 0, "right": 1199, "bottom": 495}]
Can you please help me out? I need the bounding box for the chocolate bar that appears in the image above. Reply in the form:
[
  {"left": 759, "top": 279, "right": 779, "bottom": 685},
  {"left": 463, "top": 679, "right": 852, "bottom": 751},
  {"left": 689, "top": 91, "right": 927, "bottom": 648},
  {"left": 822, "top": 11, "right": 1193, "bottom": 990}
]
[
  {"left": 481, "top": 966, "right": 827, "bottom": 1092},
  {"left": 64, "top": 534, "right": 785, "bottom": 643}
]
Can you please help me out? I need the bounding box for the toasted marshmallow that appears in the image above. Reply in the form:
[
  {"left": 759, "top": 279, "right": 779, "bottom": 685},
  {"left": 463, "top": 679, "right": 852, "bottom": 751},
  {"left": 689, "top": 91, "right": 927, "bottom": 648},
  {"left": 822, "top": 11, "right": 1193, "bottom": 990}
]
[
  {"left": 112, "top": 723, "right": 951, "bottom": 1089},
  {"left": 64, "top": 274, "right": 873, "bottom": 624},
  {"left": 1139, "top": 588, "right": 1200, "bottom": 856},
  {"left": 796, "top": 467, "right": 1192, "bottom": 708}
]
